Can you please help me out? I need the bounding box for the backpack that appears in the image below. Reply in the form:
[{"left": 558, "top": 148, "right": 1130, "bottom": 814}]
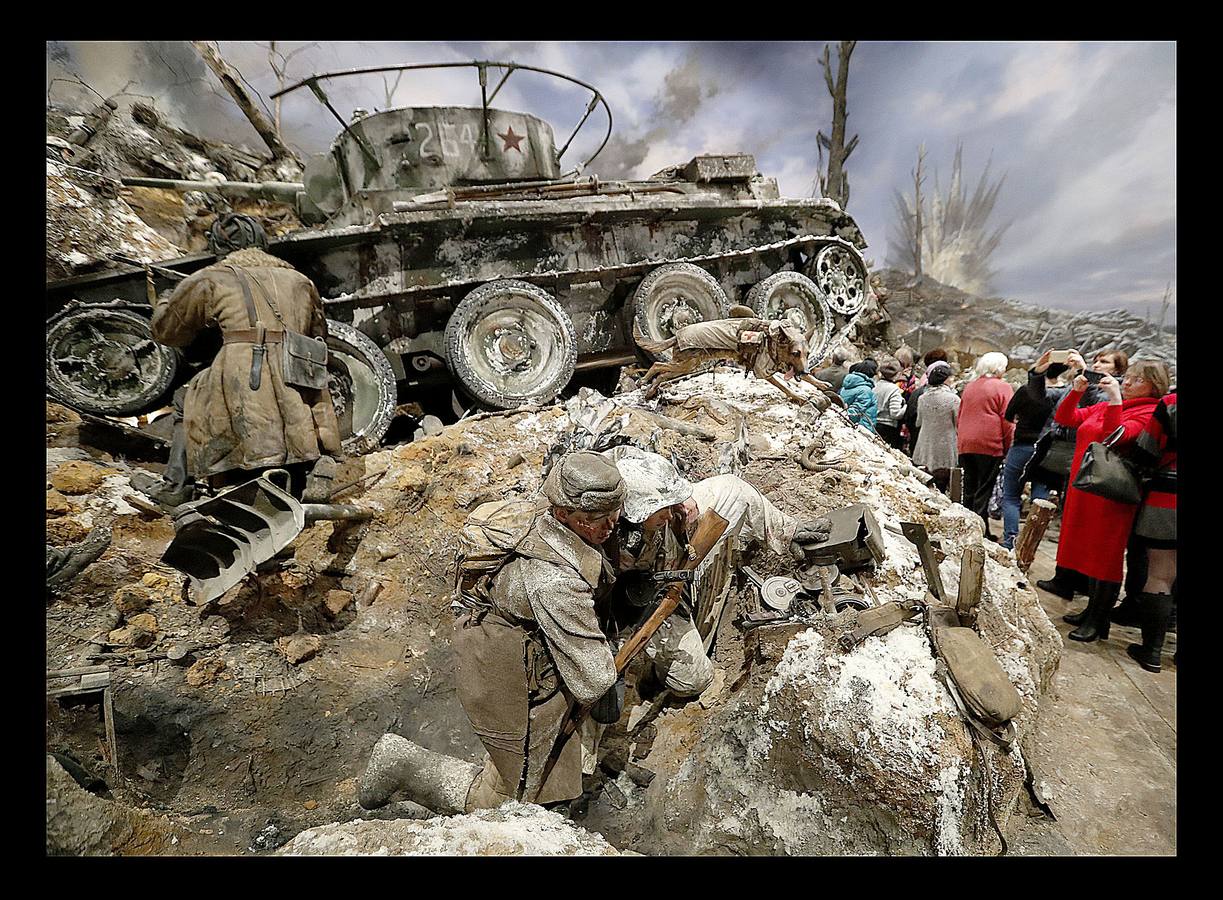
[{"left": 453, "top": 498, "right": 546, "bottom": 607}]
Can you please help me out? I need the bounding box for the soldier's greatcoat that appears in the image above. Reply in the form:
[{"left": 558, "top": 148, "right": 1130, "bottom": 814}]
[
  {"left": 455, "top": 512, "right": 618, "bottom": 808},
  {"left": 150, "top": 249, "right": 341, "bottom": 478}
]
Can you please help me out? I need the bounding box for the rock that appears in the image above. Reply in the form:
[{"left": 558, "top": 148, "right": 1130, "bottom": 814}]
[
  {"left": 46, "top": 402, "right": 82, "bottom": 425},
  {"left": 321, "top": 590, "right": 354, "bottom": 619},
  {"left": 113, "top": 584, "right": 153, "bottom": 616},
  {"left": 50, "top": 461, "right": 120, "bottom": 495},
  {"left": 185, "top": 656, "right": 226, "bottom": 687},
  {"left": 277, "top": 801, "right": 621, "bottom": 856},
  {"left": 276, "top": 634, "right": 322, "bottom": 665},
  {"left": 46, "top": 489, "right": 72, "bottom": 517},
  {"left": 303, "top": 799, "right": 318, "bottom": 811},
  {"left": 108, "top": 612, "right": 158, "bottom": 649},
  {"left": 46, "top": 517, "right": 90, "bottom": 546},
  {"left": 421, "top": 415, "right": 445, "bottom": 436},
  {"left": 46, "top": 756, "right": 179, "bottom": 855}
]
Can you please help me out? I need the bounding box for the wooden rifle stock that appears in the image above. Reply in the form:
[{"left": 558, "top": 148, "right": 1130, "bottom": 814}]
[{"left": 534, "top": 509, "right": 729, "bottom": 797}]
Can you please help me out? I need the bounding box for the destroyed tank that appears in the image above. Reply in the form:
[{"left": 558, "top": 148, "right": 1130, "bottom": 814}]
[{"left": 45, "top": 61, "right": 874, "bottom": 451}]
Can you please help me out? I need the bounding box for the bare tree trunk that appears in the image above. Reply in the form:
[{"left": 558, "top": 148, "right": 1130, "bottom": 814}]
[
  {"left": 817, "top": 41, "right": 859, "bottom": 210},
  {"left": 913, "top": 144, "right": 926, "bottom": 279},
  {"left": 192, "top": 40, "right": 298, "bottom": 163}
]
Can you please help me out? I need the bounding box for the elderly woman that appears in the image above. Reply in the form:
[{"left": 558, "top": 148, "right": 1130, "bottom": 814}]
[
  {"left": 874, "top": 357, "right": 908, "bottom": 449},
  {"left": 957, "top": 352, "right": 1015, "bottom": 541},
  {"left": 1054, "top": 360, "right": 1169, "bottom": 643},
  {"left": 904, "top": 348, "right": 950, "bottom": 454},
  {"left": 912, "top": 361, "right": 959, "bottom": 492}
]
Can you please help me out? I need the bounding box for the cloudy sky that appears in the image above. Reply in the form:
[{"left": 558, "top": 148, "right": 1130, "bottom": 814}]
[{"left": 48, "top": 40, "right": 1176, "bottom": 318}]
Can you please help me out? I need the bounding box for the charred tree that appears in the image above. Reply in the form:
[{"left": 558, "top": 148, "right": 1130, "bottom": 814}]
[
  {"left": 816, "top": 41, "right": 859, "bottom": 210},
  {"left": 258, "top": 41, "right": 318, "bottom": 135},
  {"left": 191, "top": 40, "right": 299, "bottom": 165}
]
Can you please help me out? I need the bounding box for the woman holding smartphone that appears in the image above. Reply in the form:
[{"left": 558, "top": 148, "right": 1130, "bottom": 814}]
[
  {"left": 1050, "top": 359, "right": 1168, "bottom": 643},
  {"left": 1035, "top": 349, "right": 1125, "bottom": 598}
]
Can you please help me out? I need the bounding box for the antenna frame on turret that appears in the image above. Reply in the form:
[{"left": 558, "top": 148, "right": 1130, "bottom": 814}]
[{"left": 271, "top": 60, "right": 613, "bottom": 172}]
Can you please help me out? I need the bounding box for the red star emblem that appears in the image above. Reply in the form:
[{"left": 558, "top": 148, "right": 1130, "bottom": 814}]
[{"left": 498, "top": 125, "right": 525, "bottom": 154}]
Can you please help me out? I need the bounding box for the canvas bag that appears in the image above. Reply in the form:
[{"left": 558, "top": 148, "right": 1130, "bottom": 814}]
[
  {"left": 229, "top": 267, "right": 329, "bottom": 391},
  {"left": 453, "top": 498, "right": 544, "bottom": 603},
  {"left": 927, "top": 603, "right": 1021, "bottom": 740},
  {"left": 1072, "top": 426, "right": 1142, "bottom": 505}
]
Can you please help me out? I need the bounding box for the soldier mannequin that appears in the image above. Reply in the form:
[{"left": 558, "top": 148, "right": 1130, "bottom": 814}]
[
  {"left": 604, "top": 447, "right": 832, "bottom": 698},
  {"left": 131, "top": 215, "right": 339, "bottom": 506},
  {"left": 359, "top": 451, "right": 626, "bottom": 814}
]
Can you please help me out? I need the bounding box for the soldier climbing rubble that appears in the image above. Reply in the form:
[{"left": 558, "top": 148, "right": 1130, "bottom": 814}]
[
  {"left": 130, "top": 215, "right": 341, "bottom": 508},
  {"left": 359, "top": 451, "right": 626, "bottom": 814}
]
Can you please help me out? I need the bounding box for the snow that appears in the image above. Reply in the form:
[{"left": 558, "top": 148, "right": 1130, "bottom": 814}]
[{"left": 279, "top": 801, "right": 619, "bottom": 856}]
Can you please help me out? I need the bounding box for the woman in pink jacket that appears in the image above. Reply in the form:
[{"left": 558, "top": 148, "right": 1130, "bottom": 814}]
[{"left": 957, "top": 352, "right": 1014, "bottom": 541}]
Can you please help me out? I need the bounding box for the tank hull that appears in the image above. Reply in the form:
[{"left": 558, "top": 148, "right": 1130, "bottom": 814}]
[{"left": 271, "top": 194, "right": 867, "bottom": 368}]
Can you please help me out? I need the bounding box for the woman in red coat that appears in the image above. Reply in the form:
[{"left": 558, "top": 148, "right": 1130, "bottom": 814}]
[{"left": 1057, "top": 361, "right": 1169, "bottom": 642}]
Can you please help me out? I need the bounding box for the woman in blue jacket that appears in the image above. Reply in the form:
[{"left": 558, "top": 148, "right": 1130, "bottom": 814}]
[{"left": 839, "top": 359, "right": 879, "bottom": 432}]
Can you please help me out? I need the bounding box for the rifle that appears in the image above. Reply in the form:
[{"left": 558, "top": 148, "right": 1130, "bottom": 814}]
[{"left": 533, "top": 508, "right": 730, "bottom": 797}]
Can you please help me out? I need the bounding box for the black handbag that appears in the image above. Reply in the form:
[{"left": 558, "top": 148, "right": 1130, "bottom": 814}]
[
  {"left": 1039, "top": 436, "right": 1076, "bottom": 477},
  {"left": 1072, "top": 426, "right": 1142, "bottom": 504},
  {"left": 1022, "top": 431, "right": 1073, "bottom": 488}
]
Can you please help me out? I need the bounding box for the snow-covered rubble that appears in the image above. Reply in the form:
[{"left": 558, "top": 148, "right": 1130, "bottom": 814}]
[
  {"left": 292, "top": 367, "right": 1060, "bottom": 856},
  {"left": 278, "top": 802, "right": 620, "bottom": 856},
  {"left": 46, "top": 160, "right": 183, "bottom": 279}
]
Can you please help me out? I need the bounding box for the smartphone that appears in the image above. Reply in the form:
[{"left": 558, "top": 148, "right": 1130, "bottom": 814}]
[
  {"left": 1083, "top": 369, "right": 1104, "bottom": 384},
  {"left": 1048, "top": 350, "right": 1071, "bottom": 364}
]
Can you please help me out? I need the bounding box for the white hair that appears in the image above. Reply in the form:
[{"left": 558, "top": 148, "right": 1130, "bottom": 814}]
[{"left": 975, "top": 352, "right": 1009, "bottom": 378}]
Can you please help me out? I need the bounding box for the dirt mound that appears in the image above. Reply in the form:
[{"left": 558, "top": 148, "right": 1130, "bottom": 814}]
[{"left": 44, "top": 366, "right": 1058, "bottom": 855}]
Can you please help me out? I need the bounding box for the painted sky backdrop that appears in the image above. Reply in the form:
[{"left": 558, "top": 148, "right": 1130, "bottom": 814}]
[{"left": 48, "top": 40, "right": 1176, "bottom": 318}]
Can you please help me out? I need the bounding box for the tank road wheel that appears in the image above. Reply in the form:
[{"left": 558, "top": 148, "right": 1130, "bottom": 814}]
[
  {"left": 809, "top": 244, "right": 868, "bottom": 316},
  {"left": 632, "top": 263, "right": 729, "bottom": 348},
  {"left": 324, "top": 320, "right": 398, "bottom": 455},
  {"left": 46, "top": 307, "right": 177, "bottom": 416},
  {"left": 444, "top": 280, "right": 577, "bottom": 410},
  {"left": 747, "top": 271, "right": 834, "bottom": 361}
]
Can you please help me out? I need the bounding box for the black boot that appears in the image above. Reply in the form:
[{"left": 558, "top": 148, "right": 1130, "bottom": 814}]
[
  {"left": 1069, "top": 579, "right": 1118, "bottom": 643},
  {"left": 1126, "top": 592, "right": 1174, "bottom": 673},
  {"left": 1037, "top": 567, "right": 1080, "bottom": 600},
  {"left": 1062, "top": 607, "right": 1089, "bottom": 626},
  {"left": 1109, "top": 594, "right": 1143, "bottom": 628}
]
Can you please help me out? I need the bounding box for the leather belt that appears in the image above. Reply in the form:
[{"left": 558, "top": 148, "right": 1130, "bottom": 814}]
[{"left": 224, "top": 329, "right": 286, "bottom": 344}]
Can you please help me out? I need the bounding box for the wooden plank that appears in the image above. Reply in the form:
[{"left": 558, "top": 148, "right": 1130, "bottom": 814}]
[
  {"left": 949, "top": 467, "right": 963, "bottom": 505},
  {"left": 47, "top": 665, "right": 111, "bottom": 679}
]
